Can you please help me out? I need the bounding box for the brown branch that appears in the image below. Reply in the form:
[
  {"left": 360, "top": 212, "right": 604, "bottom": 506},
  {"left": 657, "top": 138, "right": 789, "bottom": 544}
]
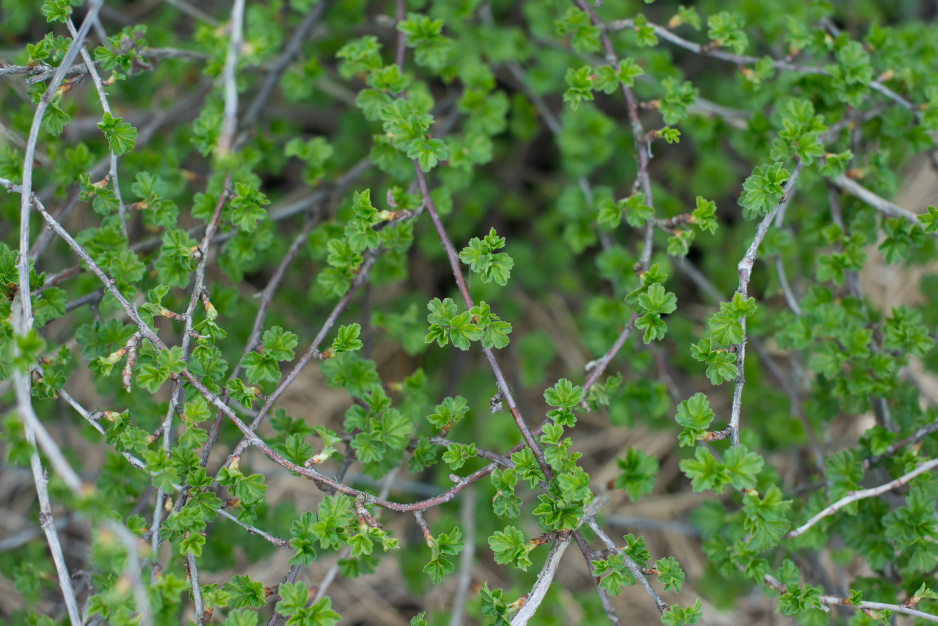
[
  {"left": 412, "top": 161, "right": 548, "bottom": 474},
  {"left": 200, "top": 205, "right": 323, "bottom": 467},
  {"left": 573, "top": 530, "right": 623, "bottom": 625}
]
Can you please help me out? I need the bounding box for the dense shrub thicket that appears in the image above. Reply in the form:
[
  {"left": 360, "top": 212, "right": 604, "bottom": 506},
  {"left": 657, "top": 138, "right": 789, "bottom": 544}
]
[{"left": 3, "top": 0, "right": 938, "bottom": 624}]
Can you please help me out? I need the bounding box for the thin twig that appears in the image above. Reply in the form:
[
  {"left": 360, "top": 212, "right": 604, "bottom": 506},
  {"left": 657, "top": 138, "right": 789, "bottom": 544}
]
[
  {"left": 606, "top": 18, "right": 923, "bottom": 120},
  {"left": 186, "top": 552, "right": 205, "bottom": 624},
  {"left": 201, "top": 206, "right": 322, "bottom": 466},
  {"left": 831, "top": 174, "right": 933, "bottom": 234},
  {"left": 413, "top": 162, "right": 548, "bottom": 473},
  {"left": 863, "top": 418, "right": 938, "bottom": 469},
  {"left": 11, "top": 341, "right": 81, "bottom": 625},
  {"left": 238, "top": 1, "right": 331, "bottom": 138},
  {"left": 65, "top": 16, "right": 128, "bottom": 235},
  {"left": 217, "top": 0, "right": 246, "bottom": 153},
  {"left": 572, "top": 530, "right": 623, "bottom": 625},
  {"left": 585, "top": 517, "right": 667, "bottom": 613},
  {"left": 818, "top": 596, "right": 938, "bottom": 622},
  {"left": 785, "top": 457, "right": 938, "bottom": 539},
  {"left": 761, "top": 568, "right": 938, "bottom": 621},
  {"left": 722, "top": 160, "right": 804, "bottom": 446},
  {"left": 449, "top": 488, "right": 476, "bottom": 626},
  {"left": 582, "top": 318, "right": 636, "bottom": 395},
  {"left": 510, "top": 531, "right": 572, "bottom": 626}
]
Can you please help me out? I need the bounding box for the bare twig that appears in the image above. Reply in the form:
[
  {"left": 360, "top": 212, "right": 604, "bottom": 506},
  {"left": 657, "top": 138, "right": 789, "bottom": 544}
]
[
  {"left": 723, "top": 160, "right": 804, "bottom": 446},
  {"left": 217, "top": 0, "right": 246, "bottom": 153},
  {"left": 65, "top": 16, "right": 128, "bottom": 235},
  {"left": 785, "top": 457, "right": 938, "bottom": 539},
  {"left": 818, "top": 596, "right": 938, "bottom": 622},
  {"left": 11, "top": 345, "right": 81, "bottom": 625},
  {"left": 582, "top": 318, "right": 636, "bottom": 395},
  {"left": 510, "top": 531, "right": 573, "bottom": 626},
  {"left": 152, "top": 180, "right": 230, "bottom": 598},
  {"left": 761, "top": 568, "right": 938, "bottom": 621},
  {"left": 201, "top": 206, "right": 322, "bottom": 466},
  {"left": 606, "top": 18, "right": 924, "bottom": 120},
  {"left": 186, "top": 553, "right": 205, "bottom": 624},
  {"left": 238, "top": 1, "right": 331, "bottom": 135},
  {"left": 830, "top": 174, "right": 933, "bottom": 233},
  {"left": 413, "top": 162, "right": 547, "bottom": 473},
  {"left": 863, "top": 418, "right": 938, "bottom": 469},
  {"left": 572, "top": 531, "right": 623, "bottom": 625},
  {"left": 585, "top": 517, "right": 667, "bottom": 614},
  {"left": 449, "top": 488, "right": 476, "bottom": 626}
]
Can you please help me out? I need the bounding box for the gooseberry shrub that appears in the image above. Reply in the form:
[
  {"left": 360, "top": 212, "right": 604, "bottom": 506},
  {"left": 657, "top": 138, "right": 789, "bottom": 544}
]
[{"left": 2, "top": 0, "right": 938, "bottom": 625}]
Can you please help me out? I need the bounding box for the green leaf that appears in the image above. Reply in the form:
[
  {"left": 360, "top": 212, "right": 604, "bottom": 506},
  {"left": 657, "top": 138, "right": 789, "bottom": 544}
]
[
  {"left": 740, "top": 162, "right": 790, "bottom": 217},
  {"left": 442, "top": 442, "right": 476, "bottom": 470},
  {"left": 674, "top": 393, "right": 714, "bottom": 446},
  {"left": 42, "top": 101, "right": 70, "bottom": 136},
  {"left": 692, "top": 197, "right": 718, "bottom": 234},
  {"left": 707, "top": 11, "right": 748, "bottom": 55},
  {"left": 41, "top": 0, "right": 71, "bottom": 22},
  {"left": 723, "top": 445, "right": 764, "bottom": 490},
  {"left": 632, "top": 14, "right": 658, "bottom": 47},
  {"left": 262, "top": 326, "right": 298, "bottom": 361},
  {"left": 614, "top": 448, "right": 658, "bottom": 502},
  {"left": 97, "top": 112, "right": 137, "bottom": 156},
  {"left": 223, "top": 574, "right": 266, "bottom": 609},
  {"left": 742, "top": 485, "right": 792, "bottom": 551},
  {"left": 398, "top": 13, "right": 452, "bottom": 70},
  {"left": 661, "top": 599, "right": 703, "bottom": 626},
  {"left": 659, "top": 78, "right": 698, "bottom": 125},
  {"left": 544, "top": 378, "right": 584, "bottom": 408},
  {"left": 489, "top": 526, "right": 534, "bottom": 571},
  {"left": 275, "top": 581, "right": 309, "bottom": 617},
  {"left": 656, "top": 556, "right": 685, "bottom": 593},
  {"left": 332, "top": 323, "right": 363, "bottom": 354},
  {"left": 555, "top": 8, "right": 600, "bottom": 53},
  {"left": 637, "top": 283, "right": 677, "bottom": 316},
  {"left": 918, "top": 205, "right": 938, "bottom": 233},
  {"left": 229, "top": 181, "right": 270, "bottom": 233},
  {"left": 680, "top": 447, "right": 730, "bottom": 493},
  {"left": 459, "top": 228, "right": 514, "bottom": 286}
]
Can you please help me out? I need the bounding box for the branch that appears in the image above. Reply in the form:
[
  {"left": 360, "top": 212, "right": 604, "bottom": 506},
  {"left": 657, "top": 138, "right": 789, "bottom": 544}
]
[
  {"left": 606, "top": 18, "right": 923, "bottom": 120},
  {"left": 725, "top": 160, "right": 804, "bottom": 446},
  {"left": 201, "top": 207, "right": 322, "bottom": 466},
  {"left": 510, "top": 531, "right": 573, "bottom": 626},
  {"left": 785, "top": 457, "right": 938, "bottom": 539},
  {"left": 413, "top": 161, "right": 548, "bottom": 473},
  {"left": 572, "top": 530, "right": 623, "bottom": 625},
  {"left": 152, "top": 180, "right": 230, "bottom": 608},
  {"left": 238, "top": 0, "right": 331, "bottom": 140},
  {"left": 830, "top": 174, "right": 933, "bottom": 234},
  {"left": 582, "top": 318, "right": 636, "bottom": 395},
  {"left": 448, "top": 487, "right": 476, "bottom": 626},
  {"left": 11, "top": 338, "right": 81, "bottom": 626},
  {"left": 575, "top": 0, "right": 655, "bottom": 268},
  {"left": 65, "top": 16, "right": 128, "bottom": 235},
  {"left": 217, "top": 0, "right": 246, "bottom": 153},
  {"left": 585, "top": 517, "right": 668, "bottom": 614},
  {"left": 818, "top": 596, "right": 938, "bottom": 622},
  {"left": 863, "top": 418, "right": 938, "bottom": 469},
  {"left": 186, "top": 553, "right": 205, "bottom": 624},
  {"left": 761, "top": 567, "right": 938, "bottom": 621}
]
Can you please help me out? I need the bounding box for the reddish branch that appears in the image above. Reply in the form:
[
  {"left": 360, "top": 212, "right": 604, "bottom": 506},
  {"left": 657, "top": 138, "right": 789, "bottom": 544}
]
[{"left": 412, "top": 162, "right": 549, "bottom": 474}]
